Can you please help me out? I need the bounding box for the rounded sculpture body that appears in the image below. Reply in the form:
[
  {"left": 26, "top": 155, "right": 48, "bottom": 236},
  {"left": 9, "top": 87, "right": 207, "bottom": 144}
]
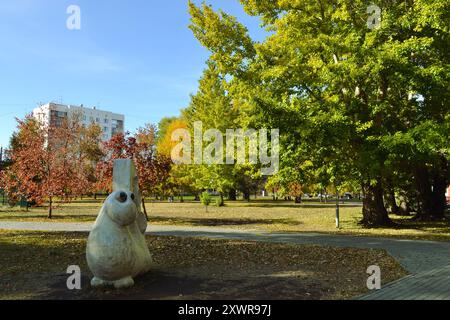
[{"left": 86, "top": 190, "right": 152, "bottom": 288}]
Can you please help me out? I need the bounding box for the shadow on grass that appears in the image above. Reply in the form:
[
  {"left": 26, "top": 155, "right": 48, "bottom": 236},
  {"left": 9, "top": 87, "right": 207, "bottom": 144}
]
[
  {"left": 346, "top": 213, "right": 450, "bottom": 231},
  {"left": 0, "top": 214, "right": 97, "bottom": 222},
  {"left": 149, "top": 216, "right": 303, "bottom": 227},
  {"left": 0, "top": 206, "right": 101, "bottom": 215},
  {"left": 65, "top": 199, "right": 106, "bottom": 204},
  {"left": 389, "top": 217, "right": 450, "bottom": 233},
  {"left": 234, "top": 202, "right": 363, "bottom": 209}
]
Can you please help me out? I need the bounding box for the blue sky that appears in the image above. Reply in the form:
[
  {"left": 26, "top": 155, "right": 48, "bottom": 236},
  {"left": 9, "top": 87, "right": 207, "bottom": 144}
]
[{"left": 0, "top": 0, "right": 266, "bottom": 148}]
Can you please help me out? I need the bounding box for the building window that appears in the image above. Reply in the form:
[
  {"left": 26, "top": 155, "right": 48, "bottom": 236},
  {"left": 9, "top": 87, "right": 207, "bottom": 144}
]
[
  {"left": 49, "top": 110, "right": 68, "bottom": 127},
  {"left": 111, "top": 119, "right": 124, "bottom": 136}
]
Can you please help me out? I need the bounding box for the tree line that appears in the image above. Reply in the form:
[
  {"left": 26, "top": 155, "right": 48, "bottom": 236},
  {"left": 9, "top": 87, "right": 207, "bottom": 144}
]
[
  {"left": 0, "top": 113, "right": 172, "bottom": 218},
  {"left": 163, "top": 0, "right": 449, "bottom": 226},
  {"left": 0, "top": 1, "right": 448, "bottom": 227}
]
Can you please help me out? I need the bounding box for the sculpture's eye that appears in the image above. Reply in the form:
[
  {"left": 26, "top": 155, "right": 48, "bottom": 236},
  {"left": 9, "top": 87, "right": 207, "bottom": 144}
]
[
  {"left": 130, "top": 193, "right": 135, "bottom": 200},
  {"left": 118, "top": 192, "right": 127, "bottom": 203}
]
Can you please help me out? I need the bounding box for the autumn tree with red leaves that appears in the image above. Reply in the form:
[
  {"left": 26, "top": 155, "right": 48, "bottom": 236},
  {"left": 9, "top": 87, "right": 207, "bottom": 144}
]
[
  {"left": 95, "top": 124, "right": 172, "bottom": 218},
  {"left": 94, "top": 132, "right": 138, "bottom": 193},
  {"left": 1, "top": 114, "right": 103, "bottom": 218},
  {"left": 135, "top": 124, "right": 172, "bottom": 216}
]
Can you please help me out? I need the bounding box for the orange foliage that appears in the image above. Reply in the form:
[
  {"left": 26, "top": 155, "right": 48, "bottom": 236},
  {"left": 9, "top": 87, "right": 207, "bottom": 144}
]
[{"left": 157, "top": 119, "right": 189, "bottom": 158}]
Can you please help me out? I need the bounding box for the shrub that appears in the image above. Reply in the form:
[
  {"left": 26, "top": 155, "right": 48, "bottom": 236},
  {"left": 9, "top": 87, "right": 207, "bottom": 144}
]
[
  {"left": 215, "top": 197, "right": 224, "bottom": 207},
  {"left": 200, "top": 192, "right": 211, "bottom": 212}
]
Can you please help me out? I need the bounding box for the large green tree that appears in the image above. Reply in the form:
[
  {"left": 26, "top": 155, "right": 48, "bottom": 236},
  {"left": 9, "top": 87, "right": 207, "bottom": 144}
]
[
  {"left": 188, "top": 0, "right": 449, "bottom": 226},
  {"left": 182, "top": 61, "right": 243, "bottom": 200}
]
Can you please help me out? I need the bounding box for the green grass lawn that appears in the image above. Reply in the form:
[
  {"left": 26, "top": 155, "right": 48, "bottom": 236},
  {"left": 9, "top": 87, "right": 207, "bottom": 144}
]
[
  {"left": 1, "top": 199, "right": 450, "bottom": 241},
  {"left": 0, "top": 230, "right": 407, "bottom": 300}
]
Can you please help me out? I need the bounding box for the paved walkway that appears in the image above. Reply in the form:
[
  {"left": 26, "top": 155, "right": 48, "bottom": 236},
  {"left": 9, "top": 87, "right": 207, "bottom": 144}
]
[
  {"left": 359, "top": 266, "right": 450, "bottom": 300},
  {"left": 1, "top": 221, "right": 450, "bottom": 299}
]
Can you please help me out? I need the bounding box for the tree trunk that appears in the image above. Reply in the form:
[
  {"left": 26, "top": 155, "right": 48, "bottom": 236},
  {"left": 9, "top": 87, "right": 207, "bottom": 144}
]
[
  {"left": 431, "top": 156, "right": 448, "bottom": 218},
  {"left": 397, "top": 193, "right": 412, "bottom": 216},
  {"left": 228, "top": 190, "right": 237, "bottom": 201},
  {"left": 413, "top": 165, "right": 446, "bottom": 220},
  {"left": 243, "top": 189, "right": 250, "bottom": 202},
  {"left": 141, "top": 197, "right": 149, "bottom": 221},
  {"left": 384, "top": 184, "right": 400, "bottom": 215},
  {"left": 415, "top": 165, "right": 433, "bottom": 216},
  {"left": 430, "top": 167, "right": 448, "bottom": 218},
  {"left": 360, "top": 182, "right": 392, "bottom": 226},
  {"left": 415, "top": 158, "right": 448, "bottom": 220},
  {"left": 48, "top": 197, "right": 53, "bottom": 219}
]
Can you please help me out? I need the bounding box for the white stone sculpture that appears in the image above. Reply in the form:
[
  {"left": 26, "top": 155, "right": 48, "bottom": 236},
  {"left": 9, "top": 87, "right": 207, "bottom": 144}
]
[{"left": 86, "top": 159, "right": 152, "bottom": 289}]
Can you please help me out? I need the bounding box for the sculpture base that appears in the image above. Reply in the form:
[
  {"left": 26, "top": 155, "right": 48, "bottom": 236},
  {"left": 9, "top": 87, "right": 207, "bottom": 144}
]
[{"left": 91, "top": 276, "right": 135, "bottom": 289}]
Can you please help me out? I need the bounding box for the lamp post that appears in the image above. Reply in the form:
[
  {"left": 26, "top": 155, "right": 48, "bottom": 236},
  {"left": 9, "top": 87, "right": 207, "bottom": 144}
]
[
  {"left": 335, "top": 181, "right": 341, "bottom": 229},
  {"left": 336, "top": 191, "right": 340, "bottom": 229}
]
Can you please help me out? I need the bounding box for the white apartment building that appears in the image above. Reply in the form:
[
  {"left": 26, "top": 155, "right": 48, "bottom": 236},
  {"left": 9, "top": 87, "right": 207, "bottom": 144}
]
[{"left": 33, "top": 103, "right": 125, "bottom": 141}]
